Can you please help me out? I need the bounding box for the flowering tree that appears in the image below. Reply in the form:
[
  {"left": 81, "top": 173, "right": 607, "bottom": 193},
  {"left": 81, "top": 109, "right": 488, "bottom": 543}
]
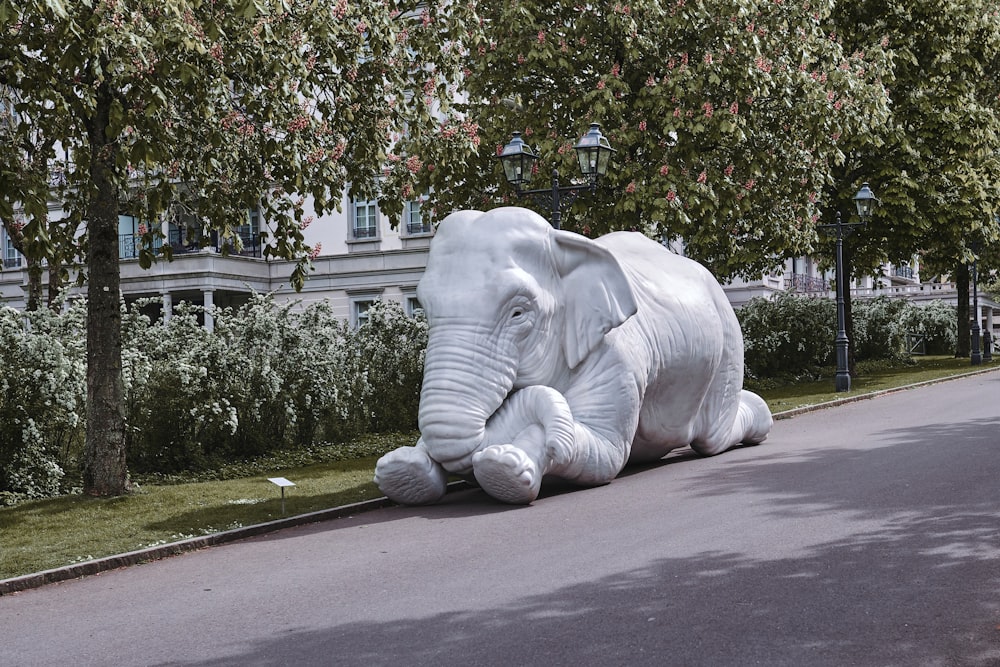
[
  {"left": 0, "top": 0, "right": 482, "bottom": 495},
  {"left": 820, "top": 0, "right": 1000, "bottom": 360},
  {"left": 424, "top": 0, "right": 891, "bottom": 280}
]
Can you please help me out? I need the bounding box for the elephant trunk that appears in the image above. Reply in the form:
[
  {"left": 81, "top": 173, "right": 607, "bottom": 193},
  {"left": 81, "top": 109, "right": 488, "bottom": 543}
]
[{"left": 418, "top": 329, "right": 515, "bottom": 472}]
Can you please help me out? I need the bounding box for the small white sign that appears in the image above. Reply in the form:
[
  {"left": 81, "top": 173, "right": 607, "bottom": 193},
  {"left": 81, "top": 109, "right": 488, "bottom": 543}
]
[{"left": 267, "top": 477, "right": 296, "bottom": 488}]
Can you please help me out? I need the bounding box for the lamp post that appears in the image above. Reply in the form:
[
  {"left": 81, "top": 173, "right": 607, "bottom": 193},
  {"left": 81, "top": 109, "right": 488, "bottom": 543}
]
[
  {"left": 497, "top": 123, "right": 616, "bottom": 229},
  {"left": 971, "top": 249, "right": 982, "bottom": 365},
  {"left": 818, "top": 182, "right": 877, "bottom": 392}
]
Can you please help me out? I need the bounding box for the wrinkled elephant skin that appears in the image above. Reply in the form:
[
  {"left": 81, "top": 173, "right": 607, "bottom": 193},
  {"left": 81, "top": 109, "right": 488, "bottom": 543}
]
[{"left": 374, "top": 207, "right": 772, "bottom": 505}]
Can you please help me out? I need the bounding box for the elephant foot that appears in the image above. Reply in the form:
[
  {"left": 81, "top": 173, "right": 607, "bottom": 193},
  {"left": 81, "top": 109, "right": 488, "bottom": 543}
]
[
  {"left": 472, "top": 444, "right": 541, "bottom": 505},
  {"left": 374, "top": 446, "right": 448, "bottom": 505}
]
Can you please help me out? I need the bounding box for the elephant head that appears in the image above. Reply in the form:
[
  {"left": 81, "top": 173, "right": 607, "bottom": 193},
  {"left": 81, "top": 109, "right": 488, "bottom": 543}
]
[{"left": 416, "top": 207, "right": 637, "bottom": 472}]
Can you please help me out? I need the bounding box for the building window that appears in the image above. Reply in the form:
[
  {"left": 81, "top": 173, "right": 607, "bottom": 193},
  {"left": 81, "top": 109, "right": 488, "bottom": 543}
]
[
  {"left": 404, "top": 199, "right": 431, "bottom": 235},
  {"left": 353, "top": 299, "right": 375, "bottom": 328},
  {"left": 118, "top": 214, "right": 141, "bottom": 258},
  {"left": 224, "top": 209, "right": 261, "bottom": 256},
  {"left": 406, "top": 296, "right": 424, "bottom": 319},
  {"left": 352, "top": 198, "right": 379, "bottom": 239},
  {"left": 3, "top": 227, "right": 22, "bottom": 268}
]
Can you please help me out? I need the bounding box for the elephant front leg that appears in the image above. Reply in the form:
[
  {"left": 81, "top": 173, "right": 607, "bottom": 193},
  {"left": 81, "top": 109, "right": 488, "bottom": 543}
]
[
  {"left": 472, "top": 424, "right": 547, "bottom": 505},
  {"left": 473, "top": 385, "right": 630, "bottom": 504},
  {"left": 374, "top": 438, "right": 449, "bottom": 505}
]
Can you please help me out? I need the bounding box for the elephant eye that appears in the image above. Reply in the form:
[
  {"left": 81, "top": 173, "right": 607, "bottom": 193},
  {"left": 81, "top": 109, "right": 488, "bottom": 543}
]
[{"left": 511, "top": 309, "right": 524, "bottom": 319}]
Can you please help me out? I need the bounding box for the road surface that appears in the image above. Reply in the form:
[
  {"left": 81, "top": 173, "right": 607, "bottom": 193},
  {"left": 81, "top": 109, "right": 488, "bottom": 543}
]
[{"left": 2, "top": 370, "right": 1000, "bottom": 666}]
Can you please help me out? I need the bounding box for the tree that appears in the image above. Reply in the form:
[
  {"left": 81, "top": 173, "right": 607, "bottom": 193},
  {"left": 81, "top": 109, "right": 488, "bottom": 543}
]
[
  {"left": 423, "top": 0, "right": 891, "bottom": 281},
  {"left": 823, "top": 0, "right": 1000, "bottom": 362},
  {"left": 0, "top": 0, "right": 482, "bottom": 495}
]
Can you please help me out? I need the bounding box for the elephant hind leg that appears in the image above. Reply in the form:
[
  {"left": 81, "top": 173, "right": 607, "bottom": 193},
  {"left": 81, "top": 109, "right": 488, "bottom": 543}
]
[
  {"left": 374, "top": 441, "right": 449, "bottom": 505},
  {"left": 689, "top": 390, "right": 772, "bottom": 457},
  {"left": 733, "top": 389, "right": 772, "bottom": 445}
]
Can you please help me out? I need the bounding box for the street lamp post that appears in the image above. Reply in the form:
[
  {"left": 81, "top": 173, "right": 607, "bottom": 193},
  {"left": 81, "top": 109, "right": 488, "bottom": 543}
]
[
  {"left": 497, "top": 123, "right": 616, "bottom": 229},
  {"left": 818, "top": 183, "right": 877, "bottom": 392},
  {"left": 971, "top": 252, "right": 982, "bottom": 365}
]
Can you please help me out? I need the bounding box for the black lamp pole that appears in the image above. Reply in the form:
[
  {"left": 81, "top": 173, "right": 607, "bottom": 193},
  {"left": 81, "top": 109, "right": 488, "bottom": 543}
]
[
  {"left": 971, "top": 254, "right": 982, "bottom": 365},
  {"left": 497, "top": 123, "right": 616, "bottom": 230},
  {"left": 818, "top": 183, "right": 877, "bottom": 392}
]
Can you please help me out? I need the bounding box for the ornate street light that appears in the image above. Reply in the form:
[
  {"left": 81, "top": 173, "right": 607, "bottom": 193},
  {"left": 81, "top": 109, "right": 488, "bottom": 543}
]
[
  {"left": 819, "top": 182, "right": 877, "bottom": 392},
  {"left": 498, "top": 123, "right": 616, "bottom": 229}
]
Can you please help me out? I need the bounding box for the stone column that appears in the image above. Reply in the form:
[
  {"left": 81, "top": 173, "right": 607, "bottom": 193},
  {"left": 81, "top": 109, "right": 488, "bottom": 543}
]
[
  {"left": 161, "top": 291, "right": 173, "bottom": 324},
  {"left": 203, "top": 289, "right": 215, "bottom": 332}
]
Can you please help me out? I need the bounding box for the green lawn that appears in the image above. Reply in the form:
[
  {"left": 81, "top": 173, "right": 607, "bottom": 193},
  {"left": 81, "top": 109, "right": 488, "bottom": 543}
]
[
  {"left": 1, "top": 355, "right": 994, "bottom": 582},
  {"left": 757, "top": 355, "right": 993, "bottom": 413}
]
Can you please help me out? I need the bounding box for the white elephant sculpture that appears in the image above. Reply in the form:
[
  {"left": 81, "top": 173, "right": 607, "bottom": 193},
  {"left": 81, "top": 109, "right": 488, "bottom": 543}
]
[{"left": 374, "top": 207, "right": 772, "bottom": 505}]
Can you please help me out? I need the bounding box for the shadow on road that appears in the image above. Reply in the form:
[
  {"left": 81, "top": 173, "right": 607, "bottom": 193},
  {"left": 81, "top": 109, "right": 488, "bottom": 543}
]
[{"left": 160, "top": 418, "right": 1000, "bottom": 667}]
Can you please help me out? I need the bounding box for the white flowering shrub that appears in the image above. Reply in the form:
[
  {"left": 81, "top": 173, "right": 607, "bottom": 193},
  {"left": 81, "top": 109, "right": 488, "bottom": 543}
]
[
  {"left": 852, "top": 296, "right": 910, "bottom": 361},
  {"left": 0, "top": 302, "right": 86, "bottom": 502},
  {"left": 125, "top": 302, "right": 239, "bottom": 472},
  {"left": 739, "top": 294, "right": 961, "bottom": 383},
  {"left": 738, "top": 293, "right": 837, "bottom": 382},
  {"left": 124, "top": 295, "right": 424, "bottom": 474},
  {"left": 897, "top": 300, "right": 958, "bottom": 355},
  {"left": 353, "top": 300, "right": 428, "bottom": 433}
]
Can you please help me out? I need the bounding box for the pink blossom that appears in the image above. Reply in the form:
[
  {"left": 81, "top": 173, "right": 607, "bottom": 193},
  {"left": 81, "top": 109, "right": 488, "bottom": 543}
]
[
  {"left": 638, "top": 120, "right": 647, "bottom": 131},
  {"left": 537, "top": 31, "right": 545, "bottom": 43},
  {"left": 697, "top": 170, "right": 707, "bottom": 184},
  {"left": 729, "top": 101, "right": 739, "bottom": 114},
  {"left": 659, "top": 165, "right": 669, "bottom": 176},
  {"left": 645, "top": 75, "right": 657, "bottom": 86},
  {"left": 724, "top": 164, "right": 734, "bottom": 177},
  {"left": 666, "top": 191, "right": 677, "bottom": 202},
  {"left": 308, "top": 243, "right": 323, "bottom": 260},
  {"left": 597, "top": 80, "right": 606, "bottom": 90},
  {"left": 625, "top": 181, "right": 636, "bottom": 193},
  {"left": 405, "top": 155, "right": 423, "bottom": 173},
  {"left": 702, "top": 101, "right": 714, "bottom": 117}
]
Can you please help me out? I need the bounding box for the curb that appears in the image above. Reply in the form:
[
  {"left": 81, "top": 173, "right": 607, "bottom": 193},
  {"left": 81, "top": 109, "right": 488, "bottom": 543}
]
[
  {"left": 3, "top": 366, "right": 996, "bottom": 595},
  {"left": 0, "top": 481, "right": 469, "bottom": 597}
]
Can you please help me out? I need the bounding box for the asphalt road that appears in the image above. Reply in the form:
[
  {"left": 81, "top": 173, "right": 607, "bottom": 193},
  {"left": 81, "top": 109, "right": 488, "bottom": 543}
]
[{"left": 3, "top": 370, "right": 1000, "bottom": 667}]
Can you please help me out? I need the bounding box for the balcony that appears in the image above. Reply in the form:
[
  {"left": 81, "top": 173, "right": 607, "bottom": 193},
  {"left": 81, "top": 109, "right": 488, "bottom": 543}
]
[
  {"left": 785, "top": 273, "right": 830, "bottom": 294},
  {"left": 406, "top": 220, "right": 432, "bottom": 235},
  {"left": 119, "top": 229, "right": 262, "bottom": 260}
]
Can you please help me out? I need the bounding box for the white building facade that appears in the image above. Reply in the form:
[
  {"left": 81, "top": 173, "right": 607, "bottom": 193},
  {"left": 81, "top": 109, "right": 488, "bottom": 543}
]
[{"left": 1, "top": 195, "right": 996, "bottom": 339}]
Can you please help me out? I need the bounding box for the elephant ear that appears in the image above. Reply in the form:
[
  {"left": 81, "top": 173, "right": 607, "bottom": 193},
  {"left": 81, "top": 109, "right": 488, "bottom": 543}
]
[{"left": 553, "top": 231, "right": 637, "bottom": 369}]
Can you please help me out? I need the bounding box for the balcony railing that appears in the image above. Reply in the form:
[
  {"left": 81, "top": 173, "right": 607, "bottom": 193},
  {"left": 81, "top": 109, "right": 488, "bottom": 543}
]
[
  {"left": 785, "top": 273, "right": 830, "bottom": 293},
  {"left": 353, "top": 224, "right": 378, "bottom": 239},
  {"left": 3, "top": 256, "right": 22, "bottom": 269},
  {"left": 120, "top": 230, "right": 262, "bottom": 259},
  {"left": 406, "top": 220, "right": 432, "bottom": 235},
  {"left": 893, "top": 265, "right": 915, "bottom": 279}
]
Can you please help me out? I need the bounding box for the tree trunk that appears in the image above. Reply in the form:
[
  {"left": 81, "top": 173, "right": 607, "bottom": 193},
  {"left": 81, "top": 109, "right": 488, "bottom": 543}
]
[
  {"left": 47, "top": 255, "right": 63, "bottom": 309},
  {"left": 25, "top": 257, "right": 43, "bottom": 311},
  {"left": 955, "top": 262, "right": 970, "bottom": 358},
  {"left": 82, "top": 84, "right": 129, "bottom": 496}
]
